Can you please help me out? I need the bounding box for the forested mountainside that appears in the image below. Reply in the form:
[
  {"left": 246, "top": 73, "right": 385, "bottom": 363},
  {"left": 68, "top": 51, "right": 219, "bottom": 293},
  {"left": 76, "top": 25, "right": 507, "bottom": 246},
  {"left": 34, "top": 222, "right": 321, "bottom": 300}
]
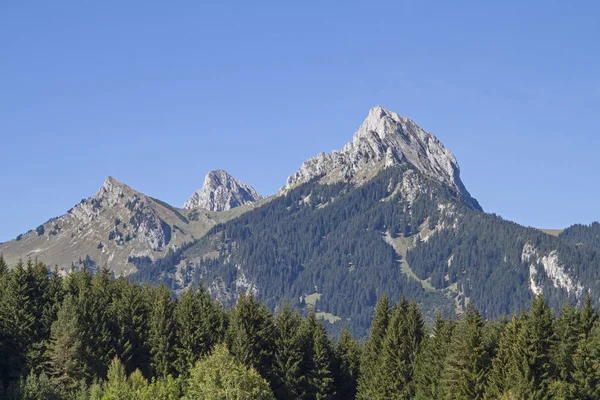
[
  {"left": 130, "top": 164, "right": 600, "bottom": 337},
  {"left": 2, "top": 106, "right": 600, "bottom": 337},
  {"left": 2, "top": 260, "right": 600, "bottom": 399},
  {"left": 559, "top": 222, "right": 600, "bottom": 250}
]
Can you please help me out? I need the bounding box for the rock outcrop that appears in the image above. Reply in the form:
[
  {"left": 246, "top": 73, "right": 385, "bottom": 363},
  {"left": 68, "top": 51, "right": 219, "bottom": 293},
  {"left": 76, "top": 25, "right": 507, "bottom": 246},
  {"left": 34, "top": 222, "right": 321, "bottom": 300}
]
[
  {"left": 284, "top": 106, "right": 481, "bottom": 209},
  {"left": 184, "top": 170, "right": 262, "bottom": 211}
]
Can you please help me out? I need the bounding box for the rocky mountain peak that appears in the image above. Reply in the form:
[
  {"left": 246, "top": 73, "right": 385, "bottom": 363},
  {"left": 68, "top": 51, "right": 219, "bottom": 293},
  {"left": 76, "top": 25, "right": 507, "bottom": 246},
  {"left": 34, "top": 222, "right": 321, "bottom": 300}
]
[
  {"left": 184, "top": 170, "right": 262, "bottom": 211},
  {"left": 284, "top": 106, "right": 480, "bottom": 209}
]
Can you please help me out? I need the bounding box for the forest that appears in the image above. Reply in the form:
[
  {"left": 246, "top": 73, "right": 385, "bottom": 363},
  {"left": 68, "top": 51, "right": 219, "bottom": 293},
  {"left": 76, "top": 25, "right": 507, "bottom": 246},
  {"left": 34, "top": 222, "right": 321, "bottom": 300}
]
[{"left": 1, "top": 256, "right": 600, "bottom": 399}]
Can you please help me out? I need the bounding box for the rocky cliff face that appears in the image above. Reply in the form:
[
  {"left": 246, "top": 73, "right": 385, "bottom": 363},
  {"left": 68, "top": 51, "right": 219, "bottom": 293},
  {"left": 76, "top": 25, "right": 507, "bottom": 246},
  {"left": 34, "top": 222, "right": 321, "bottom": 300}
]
[
  {"left": 284, "top": 106, "right": 481, "bottom": 210},
  {"left": 184, "top": 170, "right": 262, "bottom": 211}
]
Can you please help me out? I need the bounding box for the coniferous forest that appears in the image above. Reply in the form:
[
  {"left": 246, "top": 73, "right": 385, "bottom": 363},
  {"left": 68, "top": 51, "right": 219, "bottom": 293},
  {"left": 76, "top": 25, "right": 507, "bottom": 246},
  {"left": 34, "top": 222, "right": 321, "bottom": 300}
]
[{"left": 2, "top": 257, "right": 600, "bottom": 399}]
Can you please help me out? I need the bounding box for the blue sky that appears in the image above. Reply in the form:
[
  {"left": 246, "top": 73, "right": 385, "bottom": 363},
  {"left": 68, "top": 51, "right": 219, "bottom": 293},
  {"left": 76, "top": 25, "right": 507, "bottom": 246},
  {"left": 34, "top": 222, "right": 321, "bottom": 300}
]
[{"left": 1, "top": 1, "right": 599, "bottom": 242}]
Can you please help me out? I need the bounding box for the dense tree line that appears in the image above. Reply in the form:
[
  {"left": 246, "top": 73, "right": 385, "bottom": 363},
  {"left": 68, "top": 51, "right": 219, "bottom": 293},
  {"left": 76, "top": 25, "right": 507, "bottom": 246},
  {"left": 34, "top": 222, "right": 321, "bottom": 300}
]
[{"left": 2, "top": 257, "right": 600, "bottom": 399}]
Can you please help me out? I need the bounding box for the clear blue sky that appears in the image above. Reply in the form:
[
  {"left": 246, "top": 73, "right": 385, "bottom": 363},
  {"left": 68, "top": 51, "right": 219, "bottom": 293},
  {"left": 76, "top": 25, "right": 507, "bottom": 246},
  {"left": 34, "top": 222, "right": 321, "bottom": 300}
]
[{"left": 1, "top": 1, "right": 599, "bottom": 242}]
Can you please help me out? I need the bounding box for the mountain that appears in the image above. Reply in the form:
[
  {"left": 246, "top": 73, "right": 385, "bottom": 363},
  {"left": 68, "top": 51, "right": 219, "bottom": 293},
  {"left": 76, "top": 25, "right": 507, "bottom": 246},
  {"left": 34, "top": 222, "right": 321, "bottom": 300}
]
[
  {"left": 0, "top": 176, "right": 258, "bottom": 276},
  {"left": 2, "top": 106, "right": 599, "bottom": 336},
  {"left": 184, "top": 170, "right": 263, "bottom": 211},
  {"left": 283, "top": 106, "right": 480, "bottom": 210}
]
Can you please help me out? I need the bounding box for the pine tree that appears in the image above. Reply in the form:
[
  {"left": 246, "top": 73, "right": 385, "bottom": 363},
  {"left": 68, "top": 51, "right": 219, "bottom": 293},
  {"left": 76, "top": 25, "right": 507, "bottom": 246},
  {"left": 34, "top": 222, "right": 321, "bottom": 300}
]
[
  {"left": 580, "top": 293, "right": 597, "bottom": 338},
  {"left": 272, "top": 303, "right": 308, "bottom": 399},
  {"left": 552, "top": 303, "right": 582, "bottom": 386},
  {"left": 441, "top": 303, "right": 489, "bottom": 400},
  {"left": 485, "top": 314, "right": 523, "bottom": 399},
  {"left": 46, "top": 295, "right": 87, "bottom": 390},
  {"left": 571, "top": 321, "right": 600, "bottom": 399},
  {"left": 311, "top": 320, "right": 336, "bottom": 400},
  {"left": 0, "top": 260, "right": 37, "bottom": 379},
  {"left": 357, "top": 294, "right": 390, "bottom": 400},
  {"left": 227, "top": 293, "right": 276, "bottom": 383},
  {"left": 111, "top": 277, "right": 150, "bottom": 376},
  {"left": 335, "top": 326, "right": 361, "bottom": 400},
  {"left": 376, "top": 299, "right": 424, "bottom": 399},
  {"left": 414, "top": 313, "right": 454, "bottom": 400},
  {"left": 174, "top": 285, "right": 223, "bottom": 375},
  {"left": 147, "top": 284, "right": 177, "bottom": 378}
]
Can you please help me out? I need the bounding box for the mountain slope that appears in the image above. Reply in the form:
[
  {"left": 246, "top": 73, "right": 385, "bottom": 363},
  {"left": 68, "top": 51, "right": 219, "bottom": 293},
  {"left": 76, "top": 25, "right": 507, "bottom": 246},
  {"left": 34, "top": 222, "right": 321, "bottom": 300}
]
[
  {"left": 128, "top": 107, "right": 599, "bottom": 336},
  {"left": 0, "top": 177, "right": 256, "bottom": 275}
]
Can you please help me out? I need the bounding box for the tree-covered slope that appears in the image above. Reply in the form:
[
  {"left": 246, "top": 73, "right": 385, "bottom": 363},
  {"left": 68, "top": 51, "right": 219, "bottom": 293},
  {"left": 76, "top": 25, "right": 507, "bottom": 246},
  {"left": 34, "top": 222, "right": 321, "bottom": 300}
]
[{"left": 131, "top": 165, "right": 600, "bottom": 336}]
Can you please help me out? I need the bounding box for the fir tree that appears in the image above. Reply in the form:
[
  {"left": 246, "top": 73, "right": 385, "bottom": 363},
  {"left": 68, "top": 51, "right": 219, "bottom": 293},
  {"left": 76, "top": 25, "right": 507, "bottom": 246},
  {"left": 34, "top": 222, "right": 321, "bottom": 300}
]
[
  {"left": 147, "top": 284, "right": 177, "bottom": 378},
  {"left": 335, "top": 326, "right": 361, "bottom": 400},
  {"left": 442, "top": 303, "right": 489, "bottom": 400},
  {"left": 311, "top": 320, "right": 336, "bottom": 400},
  {"left": 111, "top": 277, "right": 150, "bottom": 376},
  {"left": 357, "top": 294, "right": 390, "bottom": 400},
  {"left": 174, "top": 285, "right": 222, "bottom": 375},
  {"left": 272, "top": 303, "right": 308, "bottom": 399},
  {"left": 227, "top": 293, "right": 276, "bottom": 383},
  {"left": 414, "top": 313, "right": 454, "bottom": 400},
  {"left": 0, "top": 260, "right": 37, "bottom": 379},
  {"left": 46, "top": 296, "right": 87, "bottom": 391}
]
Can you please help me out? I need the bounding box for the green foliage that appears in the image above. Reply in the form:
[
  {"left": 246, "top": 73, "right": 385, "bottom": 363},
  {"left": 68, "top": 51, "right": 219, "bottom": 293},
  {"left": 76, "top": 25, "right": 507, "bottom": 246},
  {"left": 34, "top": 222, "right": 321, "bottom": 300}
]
[
  {"left": 335, "top": 326, "right": 361, "bottom": 400},
  {"left": 1, "top": 259, "right": 600, "bottom": 399},
  {"left": 147, "top": 284, "right": 177, "bottom": 378},
  {"left": 174, "top": 286, "right": 224, "bottom": 375},
  {"left": 185, "top": 343, "right": 274, "bottom": 400},
  {"left": 441, "top": 303, "right": 490, "bottom": 400},
  {"left": 46, "top": 295, "right": 87, "bottom": 391},
  {"left": 227, "top": 293, "right": 276, "bottom": 384},
  {"left": 357, "top": 294, "right": 390, "bottom": 399}
]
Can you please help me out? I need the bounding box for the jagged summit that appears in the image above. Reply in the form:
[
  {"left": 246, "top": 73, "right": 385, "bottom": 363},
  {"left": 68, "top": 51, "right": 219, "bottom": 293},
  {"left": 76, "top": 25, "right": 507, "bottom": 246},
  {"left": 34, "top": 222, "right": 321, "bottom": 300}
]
[
  {"left": 184, "top": 170, "right": 262, "bottom": 211},
  {"left": 284, "top": 106, "right": 480, "bottom": 209}
]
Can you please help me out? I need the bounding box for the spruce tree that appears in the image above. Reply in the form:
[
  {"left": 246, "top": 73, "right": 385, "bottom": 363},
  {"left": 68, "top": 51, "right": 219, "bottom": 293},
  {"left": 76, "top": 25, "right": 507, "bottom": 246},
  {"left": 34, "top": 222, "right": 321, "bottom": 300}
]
[
  {"left": 377, "top": 299, "right": 424, "bottom": 399},
  {"left": 335, "top": 326, "right": 361, "bottom": 400},
  {"left": 311, "top": 320, "right": 336, "bottom": 400},
  {"left": 0, "top": 260, "right": 37, "bottom": 379},
  {"left": 174, "top": 285, "right": 222, "bottom": 375},
  {"left": 227, "top": 293, "right": 276, "bottom": 383},
  {"left": 272, "top": 303, "right": 308, "bottom": 399},
  {"left": 571, "top": 321, "right": 600, "bottom": 399},
  {"left": 552, "top": 303, "right": 581, "bottom": 386},
  {"left": 46, "top": 295, "right": 87, "bottom": 390},
  {"left": 441, "top": 303, "right": 489, "bottom": 400},
  {"left": 111, "top": 277, "right": 150, "bottom": 376},
  {"left": 414, "top": 313, "right": 454, "bottom": 400},
  {"left": 580, "top": 293, "right": 597, "bottom": 338},
  {"left": 147, "top": 284, "right": 177, "bottom": 378},
  {"left": 357, "top": 294, "right": 390, "bottom": 400}
]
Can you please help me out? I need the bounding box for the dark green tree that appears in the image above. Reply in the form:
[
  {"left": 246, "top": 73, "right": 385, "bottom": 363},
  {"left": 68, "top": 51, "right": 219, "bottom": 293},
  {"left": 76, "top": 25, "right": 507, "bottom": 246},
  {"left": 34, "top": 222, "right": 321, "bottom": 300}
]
[
  {"left": 227, "top": 293, "right": 276, "bottom": 384},
  {"left": 272, "top": 304, "right": 308, "bottom": 399},
  {"left": 334, "top": 326, "right": 361, "bottom": 400},
  {"left": 147, "top": 284, "right": 177, "bottom": 378},
  {"left": 357, "top": 294, "right": 390, "bottom": 399},
  {"left": 310, "top": 319, "right": 336, "bottom": 400},
  {"left": 414, "top": 313, "right": 454, "bottom": 400},
  {"left": 46, "top": 296, "right": 87, "bottom": 391},
  {"left": 174, "top": 285, "right": 223, "bottom": 375},
  {"left": 442, "top": 303, "right": 489, "bottom": 400}
]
